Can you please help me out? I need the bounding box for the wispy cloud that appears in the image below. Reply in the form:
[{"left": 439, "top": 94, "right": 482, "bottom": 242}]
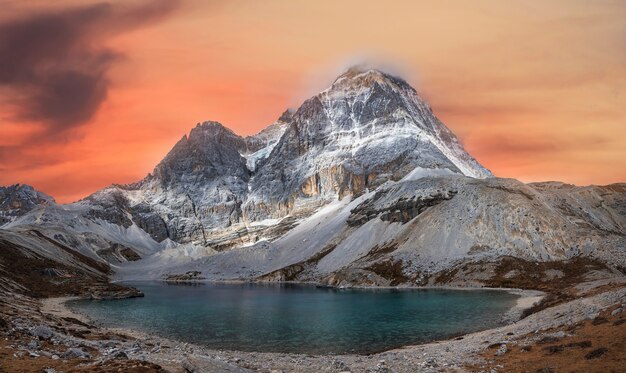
[{"left": 0, "top": 0, "right": 179, "bottom": 140}]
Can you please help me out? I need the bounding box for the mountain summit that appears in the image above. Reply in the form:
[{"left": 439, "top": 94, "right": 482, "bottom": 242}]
[
  {"left": 244, "top": 67, "right": 491, "bottom": 219},
  {"left": 6, "top": 68, "right": 622, "bottom": 289},
  {"left": 4, "top": 68, "right": 493, "bottom": 248}
]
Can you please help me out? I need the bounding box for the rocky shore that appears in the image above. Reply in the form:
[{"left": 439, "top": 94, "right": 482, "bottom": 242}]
[{"left": 1, "top": 274, "right": 624, "bottom": 373}]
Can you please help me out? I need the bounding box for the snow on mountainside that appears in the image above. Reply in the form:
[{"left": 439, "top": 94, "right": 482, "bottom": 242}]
[
  {"left": 2, "top": 67, "right": 625, "bottom": 286},
  {"left": 7, "top": 67, "right": 490, "bottom": 248},
  {"left": 243, "top": 68, "right": 491, "bottom": 221},
  {"left": 116, "top": 176, "right": 626, "bottom": 285},
  {"left": 241, "top": 109, "right": 292, "bottom": 172},
  {"left": 323, "top": 68, "right": 490, "bottom": 179}
]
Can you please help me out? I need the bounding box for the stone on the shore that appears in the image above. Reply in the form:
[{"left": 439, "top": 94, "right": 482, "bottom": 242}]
[
  {"left": 30, "top": 325, "right": 53, "bottom": 340},
  {"left": 111, "top": 350, "right": 128, "bottom": 359},
  {"left": 101, "top": 340, "right": 118, "bottom": 348},
  {"left": 62, "top": 347, "right": 90, "bottom": 359},
  {"left": 375, "top": 359, "right": 391, "bottom": 373},
  {"left": 495, "top": 344, "right": 508, "bottom": 356},
  {"left": 610, "top": 307, "right": 623, "bottom": 316},
  {"left": 165, "top": 271, "right": 206, "bottom": 282},
  {"left": 27, "top": 340, "right": 39, "bottom": 350},
  {"left": 182, "top": 359, "right": 199, "bottom": 372}
]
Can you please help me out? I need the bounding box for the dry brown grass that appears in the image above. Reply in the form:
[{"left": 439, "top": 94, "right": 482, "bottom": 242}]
[{"left": 468, "top": 305, "right": 626, "bottom": 373}]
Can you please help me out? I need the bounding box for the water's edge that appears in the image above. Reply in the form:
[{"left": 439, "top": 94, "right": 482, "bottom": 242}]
[{"left": 57, "top": 282, "right": 544, "bottom": 355}]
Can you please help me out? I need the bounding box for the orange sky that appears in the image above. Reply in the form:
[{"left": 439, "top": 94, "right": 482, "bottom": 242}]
[{"left": 1, "top": 0, "right": 625, "bottom": 203}]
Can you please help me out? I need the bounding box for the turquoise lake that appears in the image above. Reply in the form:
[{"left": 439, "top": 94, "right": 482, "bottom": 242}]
[{"left": 69, "top": 282, "right": 519, "bottom": 354}]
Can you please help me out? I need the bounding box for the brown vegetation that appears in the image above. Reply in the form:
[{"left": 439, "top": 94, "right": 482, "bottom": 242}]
[{"left": 471, "top": 305, "right": 626, "bottom": 372}]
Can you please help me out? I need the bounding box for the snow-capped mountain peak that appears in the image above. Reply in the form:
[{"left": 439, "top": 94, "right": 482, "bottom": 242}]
[
  {"left": 4, "top": 68, "right": 493, "bottom": 253},
  {"left": 2, "top": 68, "right": 624, "bottom": 289},
  {"left": 328, "top": 67, "right": 413, "bottom": 94},
  {"left": 313, "top": 67, "right": 492, "bottom": 179}
]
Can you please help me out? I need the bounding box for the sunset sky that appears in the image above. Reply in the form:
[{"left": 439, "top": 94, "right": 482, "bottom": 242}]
[{"left": 1, "top": 0, "right": 625, "bottom": 203}]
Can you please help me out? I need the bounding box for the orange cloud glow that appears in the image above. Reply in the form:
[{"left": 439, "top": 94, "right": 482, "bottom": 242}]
[{"left": 1, "top": 0, "right": 625, "bottom": 203}]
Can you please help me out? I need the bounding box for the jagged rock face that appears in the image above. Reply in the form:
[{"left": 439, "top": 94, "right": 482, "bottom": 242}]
[
  {"left": 80, "top": 68, "right": 493, "bottom": 245},
  {"left": 2, "top": 68, "right": 497, "bottom": 256},
  {"left": 243, "top": 68, "right": 491, "bottom": 221},
  {"left": 0, "top": 184, "right": 55, "bottom": 225},
  {"left": 114, "top": 175, "right": 626, "bottom": 284},
  {"left": 135, "top": 122, "right": 251, "bottom": 244},
  {"left": 238, "top": 111, "right": 291, "bottom": 172},
  {"left": 347, "top": 189, "right": 458, "bottom": 226},
  {"left": 84, "top": 188, "right": 134, "bottom": 228},
  {"left": 63, "top": 121, "right": 254, "bottom": 246},
  {"left": 1, "top": 68, "right": 624, "bottom": 284},
  {"left": 242, "top": 110, "right": 292, "bottom": 154},
  {"left": 152, "top": 121, "right": 249, "bottom": 186}
]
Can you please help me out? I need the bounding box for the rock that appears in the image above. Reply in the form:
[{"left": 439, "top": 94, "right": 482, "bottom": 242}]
[
  {"left": 27, "top": 340, "right": 39, "bottom": 350},
  {"left": 101, "top": 340, "right": 118, "bottom": 348},
  {"left": 125, "top": 346, "right": 141, "bottom": 354},
  {"left": 332, "top": 359, "right": 349, "bottom": 370},
  {"left": 375, "top": 359, "right": 391, "bottom": 373},
  {"left": 610, "top": 307, "right": 623, "bottom": 316},
  {"left": 585, "top": 347, "right": 608, "bottom": 359},
  {"left": 165, "top": 271, "right": 206, "bottom": 282},
  {"left": 61, "top": 347, "right": 90, "bottom": 359},
  {"left": 183, "top": 360, "right": 198, "bottom": 372},
  {"left": 30, "top": 325, "right": 53, "bottom": 340},
  {"left": 495, "top": 344, "right": 508, "bottom": 356},
  {"left": 90, "top": 288, "right": 144, "bottom": 300},
  {"left": 111, "top": 350, "right": 128, "bottom": 360},
  {"left": 536, "top": 368, "right": 555, "bottom": 373}
]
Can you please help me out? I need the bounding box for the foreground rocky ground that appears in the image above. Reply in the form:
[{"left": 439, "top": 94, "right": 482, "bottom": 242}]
[
  {"left": 2, "top": 227, "right": 625, "bottom": 372},
  {"left": 1, "top": 269, "right": 625, "bottom": 372}
]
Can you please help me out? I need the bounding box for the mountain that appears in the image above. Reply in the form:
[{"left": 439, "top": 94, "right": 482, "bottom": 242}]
[
  {"left": 0, "top": 184, "right": 54, "bottom": 225},
  {"left": 2, "top": 67, "right": 625, "bottom": 287},
  {"left": 244, "top": 68, "right": 491, "bottom": 222},
  {"left": 241, "top": 109, "right": 292, "bottom": 171}
]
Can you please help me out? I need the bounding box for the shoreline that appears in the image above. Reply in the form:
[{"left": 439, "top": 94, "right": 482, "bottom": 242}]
[
  {"left": 21, "top": 278, "right": 626, "bottom": 372},
  {"left": 117, "top": 277, "right": 547, "bottom": 293}
]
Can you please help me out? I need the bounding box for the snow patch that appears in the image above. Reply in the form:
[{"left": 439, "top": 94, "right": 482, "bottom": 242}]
[{"left": 400, "top": 166, "right": 457, "bottom": 182}]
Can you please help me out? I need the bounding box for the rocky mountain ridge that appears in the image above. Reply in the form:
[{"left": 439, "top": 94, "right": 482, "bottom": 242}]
[
  {"left": 0, "top": 184, "right": 55, "bottom": 225},
  {"left": 1, "top": 67, "right": 624, "bottom": 286}
]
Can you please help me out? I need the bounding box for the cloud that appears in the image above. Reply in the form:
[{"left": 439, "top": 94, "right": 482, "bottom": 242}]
[
  {"left": 0, "top": 0, "right": 179, "bottom": 139},
  {"left": 0, "top": 146, "right": 63, "bottom": 172},
  {"left": 473, "top": 135, "right": 558, "bottom": 157},
  {"left": 469, "top": 134, "right": 610, "bottom": 160}
]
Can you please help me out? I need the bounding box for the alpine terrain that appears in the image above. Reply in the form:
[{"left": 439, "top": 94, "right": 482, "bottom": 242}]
[
  {"left": 3, "top": 67, "right": 624, "bottom": 285},
  {"left": 1, "top": 68, "right": 625, "bottom": 372}
]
